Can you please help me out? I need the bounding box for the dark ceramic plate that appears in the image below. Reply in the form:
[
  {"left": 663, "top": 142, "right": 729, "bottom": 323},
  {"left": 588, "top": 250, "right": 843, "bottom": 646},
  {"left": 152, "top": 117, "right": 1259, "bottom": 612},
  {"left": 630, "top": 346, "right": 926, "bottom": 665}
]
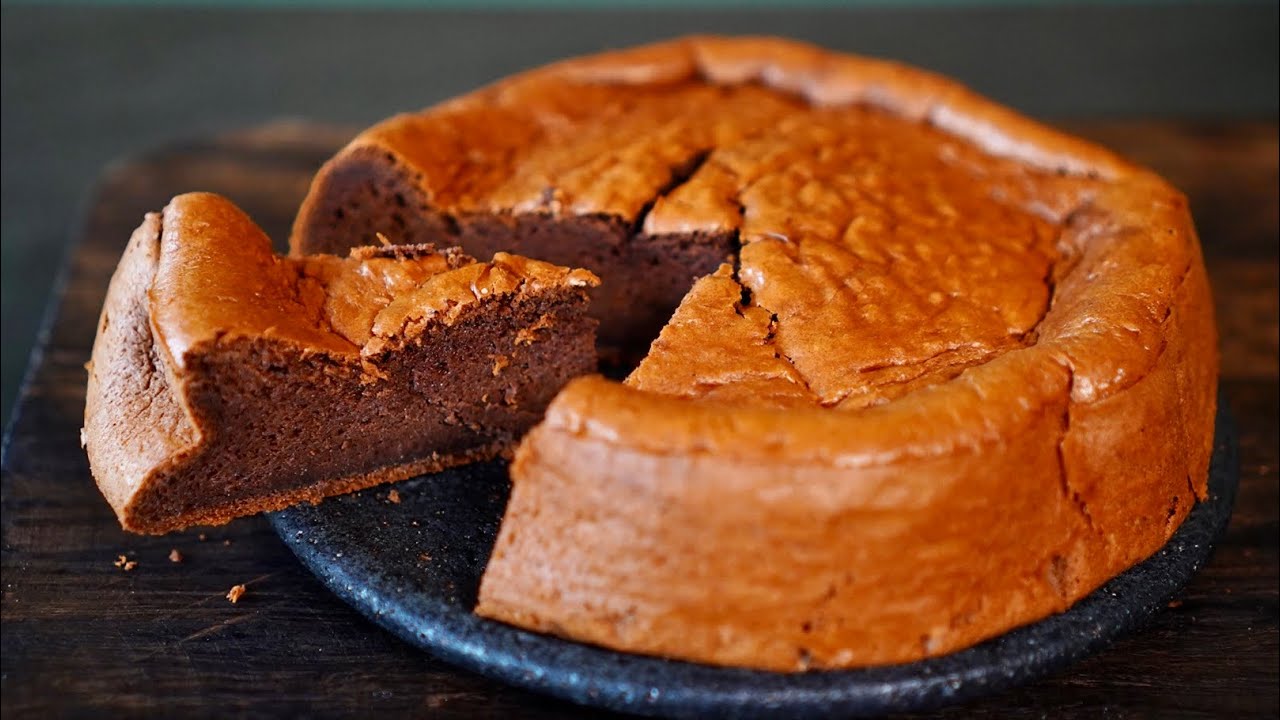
[{"left": 270, "top": 392, "right": 1238, "bottom": 719}]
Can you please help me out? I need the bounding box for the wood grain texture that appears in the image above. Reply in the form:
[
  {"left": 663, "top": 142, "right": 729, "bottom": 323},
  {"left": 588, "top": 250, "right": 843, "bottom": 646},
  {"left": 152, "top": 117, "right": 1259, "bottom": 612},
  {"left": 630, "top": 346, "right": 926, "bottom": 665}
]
[{"left": 2, "top": 120, "right": 1276, "bottom": 719}]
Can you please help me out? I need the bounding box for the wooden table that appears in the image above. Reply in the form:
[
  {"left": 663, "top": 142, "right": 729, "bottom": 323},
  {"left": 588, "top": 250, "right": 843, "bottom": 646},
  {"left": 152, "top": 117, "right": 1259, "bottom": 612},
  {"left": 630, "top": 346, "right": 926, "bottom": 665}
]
[{"left": 2, "top": 120, "right": 1276, "bottom": 718}]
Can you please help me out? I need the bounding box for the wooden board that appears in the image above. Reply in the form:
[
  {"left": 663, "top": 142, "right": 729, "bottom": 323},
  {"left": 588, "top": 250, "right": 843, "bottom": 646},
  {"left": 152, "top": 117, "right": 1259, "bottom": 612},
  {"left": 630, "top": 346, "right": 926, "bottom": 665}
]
[{"left": 2, "top": 120, "right": 1276, "bottom": 718}]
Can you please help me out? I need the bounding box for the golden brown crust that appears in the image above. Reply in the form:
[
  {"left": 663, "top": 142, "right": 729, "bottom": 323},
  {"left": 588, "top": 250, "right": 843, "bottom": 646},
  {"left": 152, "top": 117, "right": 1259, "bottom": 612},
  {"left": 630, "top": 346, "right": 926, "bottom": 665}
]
[
  {"left": 625, "top": 264, "right": 817, "bottom": 409},
  {"left": 291, "top": 36, "right": 1109, "bottom": 412},
  {"left": 485, "top": 358, "right": 1082, "bottom": 669},
  {"left": 85, "top": 213, "right": 199, "bottom": 515},
  {"left": 155, "top": 194, "right": 597, "bottom": 367},
  {"left": 464, "top": 38, "right": 1217, "bottom": 671},
  {"left": 291, "top": 36, "right": 1141, "bottom": 255}
]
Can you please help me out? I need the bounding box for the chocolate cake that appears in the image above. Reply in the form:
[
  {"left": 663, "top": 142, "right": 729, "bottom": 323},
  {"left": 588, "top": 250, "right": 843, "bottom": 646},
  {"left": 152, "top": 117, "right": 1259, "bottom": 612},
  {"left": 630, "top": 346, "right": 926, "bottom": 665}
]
[
  {"left": 309, "top": 37, "right": 1210, "bottom": 671},
  {"left": 85, "top": 35, "right": 1217, "bottom": 672},
  {"left": 83, "top": 192, "right": 597, "bottom": 534}
]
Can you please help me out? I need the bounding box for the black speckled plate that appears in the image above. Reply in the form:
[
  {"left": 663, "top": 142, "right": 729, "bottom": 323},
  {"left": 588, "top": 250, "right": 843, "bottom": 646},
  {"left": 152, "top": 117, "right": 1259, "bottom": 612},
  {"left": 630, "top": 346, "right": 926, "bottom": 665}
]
[{"left": 270, "top": 392, "right": 1238, "bottom": 719}]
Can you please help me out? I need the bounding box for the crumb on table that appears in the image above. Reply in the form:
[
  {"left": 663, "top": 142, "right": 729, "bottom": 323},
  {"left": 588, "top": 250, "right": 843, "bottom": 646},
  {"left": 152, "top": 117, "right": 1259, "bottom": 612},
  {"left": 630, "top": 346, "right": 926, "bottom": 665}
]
[
  {"left": 169, "top": 549, "right": 183, "bottom": 563},
  {"left": 113, "top": 555, "right": 137, "bottom": 571},
  {"left": 226, "top": 584, "right": 247, "bottom": 604},
  {"left": 388, "top": 489, "right": 401, "bottom": 504}
]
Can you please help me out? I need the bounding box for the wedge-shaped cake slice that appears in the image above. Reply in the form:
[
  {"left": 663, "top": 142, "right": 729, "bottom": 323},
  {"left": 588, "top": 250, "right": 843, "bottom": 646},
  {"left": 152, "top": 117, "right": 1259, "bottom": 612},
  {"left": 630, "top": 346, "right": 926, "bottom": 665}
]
[{"left": 83, "top": 192, "right": 598, "bottom": 533}]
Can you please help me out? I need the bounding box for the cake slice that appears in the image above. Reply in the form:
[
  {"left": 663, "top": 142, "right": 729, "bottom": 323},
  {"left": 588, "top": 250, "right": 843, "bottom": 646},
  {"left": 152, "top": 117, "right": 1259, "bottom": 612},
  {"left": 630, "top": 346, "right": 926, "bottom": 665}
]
[{"left": 83, "top": 192, "right": 598, "bottom": 534}]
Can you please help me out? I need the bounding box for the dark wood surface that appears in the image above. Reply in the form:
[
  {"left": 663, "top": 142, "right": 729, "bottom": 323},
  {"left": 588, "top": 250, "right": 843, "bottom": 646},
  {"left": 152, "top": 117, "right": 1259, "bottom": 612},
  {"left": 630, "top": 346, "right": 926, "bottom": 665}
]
[{"left": 2, "top": 121, "right": 1276, "bottom": 719}]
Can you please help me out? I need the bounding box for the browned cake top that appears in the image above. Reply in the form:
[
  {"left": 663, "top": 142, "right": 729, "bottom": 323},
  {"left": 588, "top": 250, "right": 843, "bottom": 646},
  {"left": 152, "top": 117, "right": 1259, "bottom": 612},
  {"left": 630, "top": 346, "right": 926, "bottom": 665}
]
[
  {"left": 294, "top": 36, "right": 1201, "bottom": 462},
  {"left": 152, "top": 194, "right": 597, "bottom": 369},
  {"left": 625, "top": 107, "right": 1100, "bottom": 409},
  {"left": 325, "top": 37, "right": 1119, "bottom": 411}
]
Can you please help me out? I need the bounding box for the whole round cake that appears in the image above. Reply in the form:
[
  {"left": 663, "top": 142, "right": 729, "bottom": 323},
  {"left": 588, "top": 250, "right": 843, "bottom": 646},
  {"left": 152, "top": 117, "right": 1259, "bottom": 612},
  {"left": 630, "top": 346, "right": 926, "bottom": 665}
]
[{"left": 292, "top": 36, "right": 1217, "bottom": 671}]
